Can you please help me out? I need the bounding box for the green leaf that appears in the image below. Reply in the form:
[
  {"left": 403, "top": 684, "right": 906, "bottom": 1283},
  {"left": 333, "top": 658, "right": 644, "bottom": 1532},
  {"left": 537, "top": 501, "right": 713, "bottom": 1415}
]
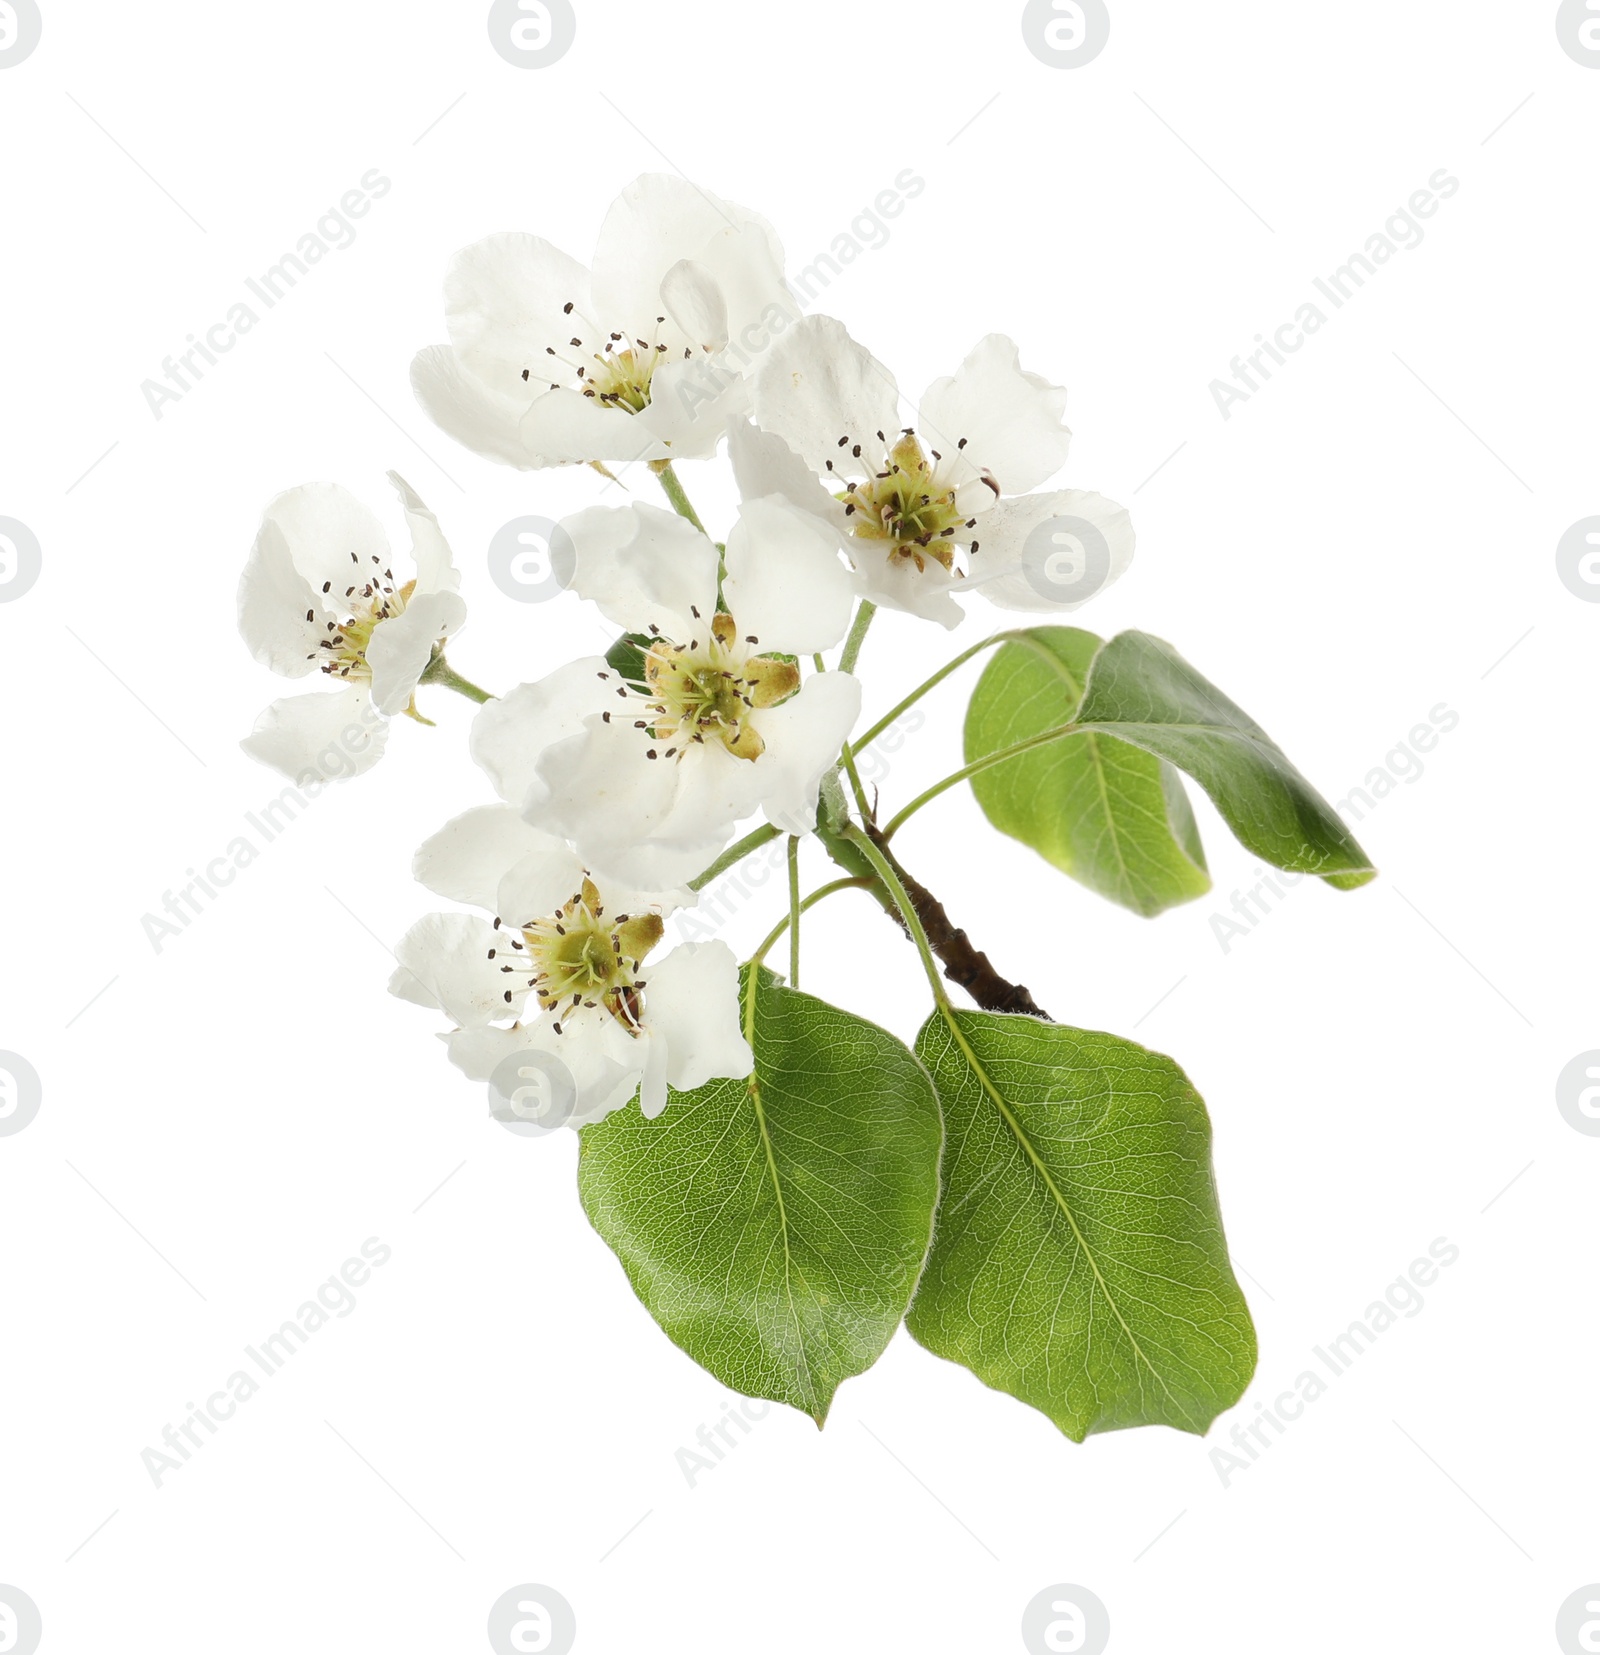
[
  {"left": 605, "top": 632, "right": 651, "bottom": 685},
  {"left": 1074, "top": 631, "right": 1376, "bottom": 889},
  {"left": 965, "top": 627, "right": 1211, "bottom": 916},
  {"left": 907, "top": 1009, "right": 1256, "bottom": 1441},
  {"left": 578, "top": 967, "right": 943, "bottom": 1424}
]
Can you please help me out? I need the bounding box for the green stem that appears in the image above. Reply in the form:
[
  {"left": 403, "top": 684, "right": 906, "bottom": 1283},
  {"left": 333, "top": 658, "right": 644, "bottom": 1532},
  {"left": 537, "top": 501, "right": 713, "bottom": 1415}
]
[
  {"left": 814, "top": 650, "right": 873, "bottom": 822},
  {"left": 851, "top": 628, "right": 1044, "bottom": 756},
  {"left": 841, "top": 826, "right": 950, "bottom": 1008},
  {"left": 748, "top": 877, "right": 870, "bottom": 973},
  {"left": 648, "top": 459, "right": 708, "bottom": 535},
  {"left": 418, "top": 652, "right": 494, "bottom": 704},
  {"left": 839, "top": 743, "right": 873, "bottom": 822},
  {"left": 688, "top": 823, "right": 781, "bottom": 891},
  {"left": 786, "top": 836, "right": 802, "bottom": 987},
  {"left": 838, "top": 600, "right": 877, "bottom": 674},
  {"left": 846, "top": 827, "right": 1049, "bottom": 1088},
  {"left": 743, "top": 942, "right": 761, "bottom": 1048},
  {"left": 880, "top": 719, "right": 1082, "bottom": 840}
]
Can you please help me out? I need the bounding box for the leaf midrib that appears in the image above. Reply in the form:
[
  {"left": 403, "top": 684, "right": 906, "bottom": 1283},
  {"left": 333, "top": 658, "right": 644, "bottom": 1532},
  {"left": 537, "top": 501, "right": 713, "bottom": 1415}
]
[
  {"left": 1082, "top": 718, "right": 1281, "bottom": 753},
  {"left": 742, "top": 969, "right": 820, "bottom": 1418},
  {"left": 936, "top": 1005, "right": 1195, "bottom": 1427},
  {"left": 1004, "top": 637, "right": 1148, "bottom": 907}
]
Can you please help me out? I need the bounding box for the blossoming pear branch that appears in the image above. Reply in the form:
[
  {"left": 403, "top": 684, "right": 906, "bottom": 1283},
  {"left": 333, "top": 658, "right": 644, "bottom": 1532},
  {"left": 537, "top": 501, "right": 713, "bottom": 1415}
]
[{"left": 234, "top": 174, "right": 1376, "bottom": 1443}]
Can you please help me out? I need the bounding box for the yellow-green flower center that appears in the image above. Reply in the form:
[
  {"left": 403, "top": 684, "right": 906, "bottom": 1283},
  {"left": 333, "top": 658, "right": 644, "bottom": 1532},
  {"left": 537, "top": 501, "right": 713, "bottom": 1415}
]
[
  {"left": 522, "top": 308, "right": 685, "bottom": 416},
  {"left": 316, "top": 568, "right": 413, "bottom": 682},
  {"left": 840, "top": 433, "right": 977, "bottom": 574},
  {"left": 500, "top": 878, "right": 664, "bottom": 1035},
  {"left": 583, "top": 344, "right": 658, "bottom": 413},
  {"left": 623, "top": 613, "right": 797, "bottom": 763}
]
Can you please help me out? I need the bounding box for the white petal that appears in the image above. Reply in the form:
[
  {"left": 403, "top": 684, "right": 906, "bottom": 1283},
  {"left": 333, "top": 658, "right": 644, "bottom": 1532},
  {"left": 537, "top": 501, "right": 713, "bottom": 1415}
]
[
  {"left": 470, "top": 661, "right": 611, "bottom": 811},
  {"left": 493, "top": 839, "right": 591, "bottom": 926},
  {"left": 726, "top": 418, "right": 843, "bottom": 523},
  {"left": 534, "top": 715, "right": 681, "bottom": 851},
  {"left": 576, "top": 821, "right": 735, "bottom": 894},
  {"left": 442, "top": 232, "right": 595, "bottom": 398},
  {"left": 689, "top": 218, "right": 799, "bottom": 349},
  {"left": 752, "top": 315, "right": 900, "bottom": 481},
  {"left": 965, "top": 489, "right": 1135, "bottom": 613},
  {"left": 533, "top": 723, "right": 737, "bottom": 891},
  {"left": 590, "top": 175, "right": 784, "bottom": 341},
  {"left": 413, "top": 806, "right": 555, "bottom": 911},
  {"left": 411, "top": 344, "right": 542, "bottom": 471},
  {"left": 237, "top": 519, "right": 326, "bottom": 678},
  {"left": 443, "top": 1024, "right": 537, "bottom": 1082},
  {"left": 845, "top": 541, "right": 966, "bottom": 630},
  {"left": 260, "top": 482, "right": 392, "bottom": 598},
  {"left": 643, "top": 941, "right": 753, "bottom": 1096},
  {"left": 391, "top": 912, "right": 524, "bottom": 1029},
  {"left": 562, "top": 1017, "right": 650, "bottom": 1126},
  {"left": 367, "top": 591, "right": 468, "bottom": 716},
  {"left": 651, "top": 743, "right": 769, "bottom": 837},
  {"left": 240, "top": 685, "right": 388, "bottom": 783},
  {"left": 390, "top": 969, "right": 441, "bottom": 1013},
  {"left": 660, "top": 259, "right": 729, "bottom": 352},
  {"left": 498, "top": 841, "right": 683, "bottom": 929},
  {"left": 519, "top": 385, "right": 670, "bottom": 466},
  {"left": 919, "top": 335, "right": 1071, "bottom": 496},
  {"left": 638, "top": 1030, "right": 671, "bottom": 1120},
  {"left": 751, "top": 671, "right": 863, "bottom": 835},
  {"left": 387, "top": 472, "right": 458, "bottom": 595},
  {"left": 452, "top": 1019, "right": 643, "bottom": 1129},
  {"left": 633, "top": 357, "right": 748, "bottom": 459},
  {"left": 723, "top": 495, "right": 855, "bottom": 655},
  {"left": 561, "top": 503, "right": 719, "bottom": 638}
]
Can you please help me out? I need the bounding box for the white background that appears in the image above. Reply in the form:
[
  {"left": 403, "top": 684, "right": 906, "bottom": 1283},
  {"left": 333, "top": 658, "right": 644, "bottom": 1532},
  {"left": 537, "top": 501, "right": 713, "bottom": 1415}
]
[{"left": 1, "top": 2, "right": 1595, "bottom": 1650}]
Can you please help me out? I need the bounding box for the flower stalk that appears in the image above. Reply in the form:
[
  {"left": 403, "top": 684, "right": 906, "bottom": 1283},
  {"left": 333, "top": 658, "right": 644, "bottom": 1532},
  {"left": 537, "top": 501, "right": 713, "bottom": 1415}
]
[
  {"left": 419, "top": 653, "right": 495, "bottom": 704},
  {"left": 649, "top": 459, "right": 709, "bottom": 535}
]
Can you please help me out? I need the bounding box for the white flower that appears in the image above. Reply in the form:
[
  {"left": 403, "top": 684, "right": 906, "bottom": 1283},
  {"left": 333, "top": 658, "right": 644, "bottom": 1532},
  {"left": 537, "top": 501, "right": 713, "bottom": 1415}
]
[
  {"left": 740, "top": 315, "right": 1135, "bottom": 628},
  {"left": 469, "top": 496, "right": 860, "bottom": 888},
  {"left": 390, "top": 809, "right": 751, "bottom": 1124},
  {"left": 238, "top": 474, "right": 466, "bottom": 783},
  {"left": 411, "top": 174, "right": 798, "bottom": 471}
]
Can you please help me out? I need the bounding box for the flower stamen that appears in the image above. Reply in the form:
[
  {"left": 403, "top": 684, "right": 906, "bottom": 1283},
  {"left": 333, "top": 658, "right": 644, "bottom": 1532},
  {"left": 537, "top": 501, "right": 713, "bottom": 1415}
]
[
  {"left": 838, "top": 431, "right": 975, "bottom": 576},
  {"left": 512, "top": 878, "right": 664, "bottom": 1037},
  {"left": 309, "top": 569, "right": 415, "bottom": 681},
  {"left": 518, "top": 307, "right": 721, "bottom": 416},
  {"left": 628, "top": 613, "right": 798, "bottom": 762}
]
